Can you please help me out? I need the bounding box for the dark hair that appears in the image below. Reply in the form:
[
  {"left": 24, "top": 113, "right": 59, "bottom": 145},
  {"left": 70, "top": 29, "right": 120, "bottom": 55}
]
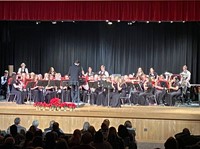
[
  {"left": 55, "top": 138, "right": 69, "bottom": 149},
  {"left": 81, "top": 132, "right": 93, "bottom": 144},
  {"left": 94, "top": 131, "right": 104, "bottom": 143},
  {"left": 118, "top": 124, "right": 129, "bottom": 139},
  {"left": 164, "top": 137, "right": 178, "bottom": 149},
  {"left": 75, "top": 60, "right": 80, "bottom": 64}
]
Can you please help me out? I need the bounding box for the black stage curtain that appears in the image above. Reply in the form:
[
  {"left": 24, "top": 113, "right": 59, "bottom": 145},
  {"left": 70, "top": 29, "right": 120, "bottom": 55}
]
[{"left": 0, "top": 21, "right": 199, "bottom": 83}]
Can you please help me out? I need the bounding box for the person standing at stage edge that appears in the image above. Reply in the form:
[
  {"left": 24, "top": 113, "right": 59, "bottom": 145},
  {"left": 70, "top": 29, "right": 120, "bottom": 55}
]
[{"left": 68, "top": 60, "right": 82, "bottom": 103}]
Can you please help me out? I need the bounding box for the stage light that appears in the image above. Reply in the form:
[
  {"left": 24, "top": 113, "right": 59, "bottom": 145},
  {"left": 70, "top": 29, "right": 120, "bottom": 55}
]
[
  {"left": 182, "top": 21, "right": 185, "bottom": 23},
  {"left": 52, "top": 21, "right": 57, "bottom": 24},
  {"left": 170, "top": 21, "right": 173, "bottom": 23},
  {"left": 158, "top": 21, "right": 161, "bottom": 23},
  {"left": 132, "top": 21, "right": 135, "bottom": 23},
  {"left": 108, "top": 21, "right": 112, "bottom": 25},
  {"left": 36, "top": 21, "right": 40, "bottom": 25},
  {"left": 117, "top": 20, "right": 120, "bottom": 22},
  {"left": 128, "top": 22, "right": 132, "bottom": 25},
  {"left": 106, "top": 20, "right": 109, "bottom": 22},
  {"left": 146, "top": 21, "right": 149, "bottom": 23},
  {"left": 72, "top": 21, "right": 75, "bottom": 23},
  {"left": 61, "top": 21, "right": 64, "bottom": 23}
]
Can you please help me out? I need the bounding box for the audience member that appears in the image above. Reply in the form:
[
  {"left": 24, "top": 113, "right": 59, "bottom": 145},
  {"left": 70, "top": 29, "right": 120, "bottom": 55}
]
[
  {"left": 81, "top": 122, "right": 90, "bottom": 134},
  {"left": 55, "top": 138, "right": 69, "bottom": 149},
  {"left": 88, "top": 125, "right": 96, "bottom": 140},
  {"left": 52, "top": 122, "right": 64, "bottom": 138},
  {"left": 68, "top": 129, "right": 82, "bottom": 148},
  {"left": 2, "top": 118, "right": 200, "bottom": 149},
  {"left": 32, "top": 120, "right": 40, "bottom": 131},
  {"left": 124, "top": 120, "right": 137, "bottom": 144},
  {"left": 175, "top": 128, "right": 200, "bottom": 148},
  {"left": 107, "top": 126, "right": 124, "bottom": 149},
  {"left": 103, "top": 119, "right": 110, "bottom": 128},
  {"left": 118, "top": 124, "right": 136, "bottom": 149},
  {"left": 164, "top": 136, "right": 178, "bottom": 149},
  {"left": 91, "top": 131, "right": 112, "bottom": 149},
  {"left": 7, "top": 117, "right": 26, "bottom": 134},
  {"left": 72, "top": 132, "right": 95, "bottom": 149}
]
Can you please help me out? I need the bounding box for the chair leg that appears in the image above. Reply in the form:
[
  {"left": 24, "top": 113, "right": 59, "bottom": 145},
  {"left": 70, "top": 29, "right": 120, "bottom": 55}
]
[
  {"left": 121, "top": 98, "right": 124, "bottom": 105},
  {"left": 13, "top": 95, "right": 16, "bottom": 102},
  {"left": 6, "top": 94, "right": 10, "bottom": 102}
]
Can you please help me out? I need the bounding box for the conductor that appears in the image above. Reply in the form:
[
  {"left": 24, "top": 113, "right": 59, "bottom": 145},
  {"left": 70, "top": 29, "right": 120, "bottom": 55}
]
[{"left": 68, "top": 60, "right": 82, "bottom": 103}]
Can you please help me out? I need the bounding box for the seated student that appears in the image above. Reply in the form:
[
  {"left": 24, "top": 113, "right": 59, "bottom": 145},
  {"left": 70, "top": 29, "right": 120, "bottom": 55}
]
[
  {"left": 138, "top": 76, "right": 155, "bottom": 105},
  {"left": 155, "top": 75, "right": 169, "bottom": 105},
  {"left": 165, "top": 76, "right": 181, "bottom": 106},
  {"left": 1, "top": 70, "right": 8, "bottom": 99},
  {"left": 10, "top": 74, "right": 27, "bottom": 104},
  {"left": 48, "top": 67, "right": 56, "bottom": 77}
]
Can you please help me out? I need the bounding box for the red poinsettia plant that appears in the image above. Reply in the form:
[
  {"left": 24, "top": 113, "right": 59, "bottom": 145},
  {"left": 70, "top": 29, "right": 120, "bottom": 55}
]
[{"left": 34, "top": 98, "right": 76, "bottom": 111}]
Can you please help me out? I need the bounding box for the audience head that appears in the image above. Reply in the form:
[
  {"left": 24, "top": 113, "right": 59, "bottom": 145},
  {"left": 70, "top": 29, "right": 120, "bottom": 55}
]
[
  {"left": 82, "top": 122, "right": 90, "bottom": 131},
  {"left": 0, "top": 135, "right": 4, "bottom": 144},
  {"left": 55, "top": 138, "right": 69, "bottom": 149},
  {"left": 73, "top": 129, "right": 81, "bottom": 138},
  {"left": 164, "top": 137, "right": 178, "bottom": 149},
  {"left": 103, "top": 119, "right": 110, "bottom": 128},
  {"left": 49, "top": 120, "right": 55, "bottom": 128},
  {"left": 45, "top": 132, "right": 57, "bottom": 148},
  {"left": 52, "top": 122, "right": 60, "bottom": 131},
  {"left": 20, "top": 129, "right": 26, "bottom": 137},
  {"left": 29, "top": 125, "right": 37, "bottom": 134},
  {"left": 32, "top": 120, "right": 39, "bottom": 128},
  {"left": 4, "top": 136, "right": 15, "bottom": 145},
  {"left": 124, "top": 120, "right": 132, "bottom": 128},
  {"left": 35, "top": 129, "right": 43, "bottom": 137},
  {"left": 118, "top": 124, "right": 129, "bottom": 139},
  {"left": 108, "top": 127, "right": 117, "bottom": 137},
  {"left": 182, "top": 128, "right": 190, "bottom": 135},
  {"left": 81, "top": 132, "right": 93, "bottom": 145},
  {"left": 26, "top": 131, "right": 34, "bottom": 141},
  {"left": 94, "top": 131, "right": 104, "bottom": 143},
  {"left": 32, "top": 136, "right": 43, "bottom": 148},
  {"left": 88, "top": 125, "right": 96, "bottom": 137},
  {"left": 14, "top": 117, "right": 21, "bottom": 125}
]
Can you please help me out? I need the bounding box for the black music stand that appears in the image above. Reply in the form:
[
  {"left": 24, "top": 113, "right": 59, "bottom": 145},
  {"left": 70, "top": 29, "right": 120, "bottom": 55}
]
[
  {"left": 37, "top": 80, "right": 49, "bottom": 87},
  {"left": 88, "top": 81, "right": 99, "bottom": 104},
  {"left": 48, "top": 80, "right": 61, "bottom": 98},
  {"left": 37, "top": 80, "right": 49, "bottom": 102},
  {"left": 26, "top": 81, "right": 36, "bottom": 103},
  {"left": 48, "top": 80, "right": 61, "bottom": 89},
  {"left": 61, "top": 80, "right": 69, "bottom": 103},
  {"left": 101, "top": 80, "right": 113, "bottom": 107}
]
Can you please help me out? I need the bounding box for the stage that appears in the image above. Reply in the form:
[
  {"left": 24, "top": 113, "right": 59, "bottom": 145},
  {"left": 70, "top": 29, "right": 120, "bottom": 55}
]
[{"left": 0, "top": 101, "right": 200, "bottom": 143}]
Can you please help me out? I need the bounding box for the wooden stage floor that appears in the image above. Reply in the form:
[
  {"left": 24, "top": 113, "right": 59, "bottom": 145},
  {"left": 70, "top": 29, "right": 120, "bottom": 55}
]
[{"left": 0, "top": 101, "right": 200, "bottom": 143}]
